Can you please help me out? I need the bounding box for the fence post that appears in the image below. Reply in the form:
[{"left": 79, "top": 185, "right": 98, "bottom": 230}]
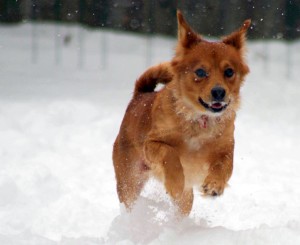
[
  {"left": 263, "top": 41, "right": 269, "bottom": 75},
  {"left": 100, "top": 31, "right": 107, "bottom": 70},
  {"left": 286, "top": 41, "right": 292, "bottom": 79}
]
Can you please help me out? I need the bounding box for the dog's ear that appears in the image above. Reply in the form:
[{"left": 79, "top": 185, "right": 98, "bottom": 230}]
[
  {"left": 222, "top": 19, "right": 251, "bottom": 51},
  {"left": 177, "top": 10, "right": 201, "bottom": 48}
]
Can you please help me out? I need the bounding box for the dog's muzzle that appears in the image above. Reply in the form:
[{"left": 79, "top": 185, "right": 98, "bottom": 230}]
[{"left": 198, "top": 97, "right": 229, "bottom": 113}]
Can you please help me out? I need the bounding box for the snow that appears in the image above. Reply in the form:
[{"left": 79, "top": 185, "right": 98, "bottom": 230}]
[{"left": 0, "top": 23, "right": 300, "bottom": 244}]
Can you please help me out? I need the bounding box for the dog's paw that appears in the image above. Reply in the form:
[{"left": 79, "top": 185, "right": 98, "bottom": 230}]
[{"left": 201, "top": 177, "right": 225, "bottom": 197}]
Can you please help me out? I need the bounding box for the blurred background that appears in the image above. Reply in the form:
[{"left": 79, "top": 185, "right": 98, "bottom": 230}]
[
  {"left": 1, "top": 0, "right": 299, "bottom": 39},
  {"left": 1, "top": 1, "right": 300, "bottom": 244},
  {"left": 0, "top": 0, "right": 299, "bottom": 69}
]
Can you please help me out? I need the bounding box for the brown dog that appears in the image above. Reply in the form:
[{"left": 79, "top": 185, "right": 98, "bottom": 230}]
[{"left": 113, "top": 11, "right": 250, "bottom": 215}]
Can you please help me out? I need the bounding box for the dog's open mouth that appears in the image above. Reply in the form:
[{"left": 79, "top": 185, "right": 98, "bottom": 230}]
[{"left": 199, "top": 98, "right": 229, "bottom": 113}]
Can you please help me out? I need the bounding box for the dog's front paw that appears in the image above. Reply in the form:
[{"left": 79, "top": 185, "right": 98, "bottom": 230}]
[{"left": 201, "top": 177, "right": 225, "bottom": 196}]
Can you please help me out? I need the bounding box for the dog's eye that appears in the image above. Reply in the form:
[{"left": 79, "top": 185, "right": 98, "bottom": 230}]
[
  {"left": 195, "top": 69, "right": 207, "bottom": 78},
  {"left": 224, "top": 68, "right": 234, "bottom": 78}
]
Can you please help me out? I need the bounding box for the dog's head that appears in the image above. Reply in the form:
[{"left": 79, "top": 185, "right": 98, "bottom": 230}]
[{"left": 171, "top": 11, "right": 250, "bottom": 117}]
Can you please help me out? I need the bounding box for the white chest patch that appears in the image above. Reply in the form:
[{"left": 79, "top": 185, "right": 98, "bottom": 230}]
[{"left": 185, "top": 136, "right": 203, "bottom": 151}]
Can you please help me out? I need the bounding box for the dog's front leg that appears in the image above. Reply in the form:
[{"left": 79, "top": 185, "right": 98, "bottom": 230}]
[
  {"left": 202, "top": 150, "right": 233, "bottom": 196},
  {"left": 144, "top": 140, "right": 185, "bottom": 199}
]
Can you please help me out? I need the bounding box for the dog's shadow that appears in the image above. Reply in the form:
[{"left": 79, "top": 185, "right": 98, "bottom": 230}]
[{"left": 105, "top": 180, "right": 208, "bottom": 244}]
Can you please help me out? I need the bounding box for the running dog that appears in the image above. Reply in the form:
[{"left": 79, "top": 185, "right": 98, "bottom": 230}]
[{"left": 113, "top": 11, "right": 251, "bottom": 215}]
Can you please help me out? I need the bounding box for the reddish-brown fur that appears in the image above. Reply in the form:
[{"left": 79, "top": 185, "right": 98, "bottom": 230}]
[{"left": 113, "top": 11, "right": 250, "bottom": 216}]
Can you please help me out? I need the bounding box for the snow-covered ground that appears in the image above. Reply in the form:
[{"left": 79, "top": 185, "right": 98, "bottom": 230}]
[{"left": 0, "top": 23, "right": 300, "bottom": 244}]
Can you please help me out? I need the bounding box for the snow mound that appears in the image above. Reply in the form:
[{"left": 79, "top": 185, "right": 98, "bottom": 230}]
[{"left": 106, "top": 199, "right": 300, "bottom": 245}]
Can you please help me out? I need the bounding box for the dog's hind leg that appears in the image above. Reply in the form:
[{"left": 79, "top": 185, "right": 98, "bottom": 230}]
[
  {"left": 116, "top": 167, "right": 148, "bottom": 210},
  {"left": 175, "top": 188, "right": 194, "bottom": 216},
  {"left": 113, "top": 139, "right": 148, "bottom": 210}
]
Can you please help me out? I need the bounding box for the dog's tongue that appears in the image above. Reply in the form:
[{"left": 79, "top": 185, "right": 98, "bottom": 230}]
[{"left": 211, "top": 102, "right": 223, "bottom": 109}]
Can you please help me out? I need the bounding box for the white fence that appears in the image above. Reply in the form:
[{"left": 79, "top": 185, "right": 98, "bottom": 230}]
[{"left": 28, "top": 22, "right": 298, "bottom": 79}]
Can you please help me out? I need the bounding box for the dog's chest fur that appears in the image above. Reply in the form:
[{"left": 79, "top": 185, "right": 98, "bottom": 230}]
[
  {"left": 182, "top": 116, "right": 224, "bottom": 151},
  {"left": 176, "top": 105, "right": 229, "bottom": 188}
]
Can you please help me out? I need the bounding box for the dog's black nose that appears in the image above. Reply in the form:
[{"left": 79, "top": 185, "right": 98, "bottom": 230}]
[{"left": 211, "top": 86, "right": 226, "bottom": 101}]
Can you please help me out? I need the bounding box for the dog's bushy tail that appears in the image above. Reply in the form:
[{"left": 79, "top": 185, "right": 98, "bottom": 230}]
[{"left": 133, "top": 62, "right": 173, "bottom": 98}]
